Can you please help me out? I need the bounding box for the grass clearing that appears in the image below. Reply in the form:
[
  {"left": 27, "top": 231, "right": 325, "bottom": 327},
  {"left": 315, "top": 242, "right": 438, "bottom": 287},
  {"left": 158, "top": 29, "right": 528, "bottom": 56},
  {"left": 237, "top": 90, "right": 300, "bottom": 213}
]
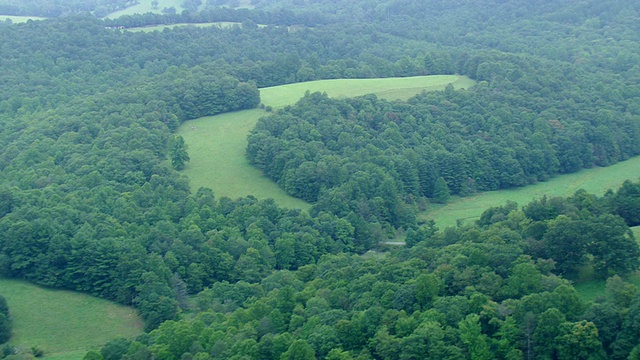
[
  {"left": 0, "top": 278, "right": 143, "bottom": 359},
  {"left": 180, "top": 109, "right": 311, "bottom": 209},
  {"left": 573, "top": 280, "right": 606, "bottom": 303},
  {"left": 105, "top": 0, "right": 184, "bottom": 19},
  {"left": 422, "top": 158, "right": 640, "bottom": 229},
  {"left": 260, "top": 75, "right": 473, "bottom": 108},
  {"left": 179, "top": 75, "right": 473, "bottom": 207},
  {"left": 0, "top": 15, "right": 46, "bottom": 23},
  {"left": 125, "top": 22, "right": 238, "bottom": 32}
]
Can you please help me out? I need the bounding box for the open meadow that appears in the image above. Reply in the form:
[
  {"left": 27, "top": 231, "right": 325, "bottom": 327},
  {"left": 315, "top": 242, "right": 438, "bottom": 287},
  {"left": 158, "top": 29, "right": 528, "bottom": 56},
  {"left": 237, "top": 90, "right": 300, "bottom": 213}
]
[
  {"left": 125, "top": 21, "right": 241, "bottom": 32},
  {"left": 179, "top": 75, "right": 472, "bottom": 206},
  {"left": 105, "top": 0, "right": 185, "bottom": 19},
  {"left": 0, "top": 279, "right": 143, "bottom": 359},
  {"left": 105, "top": 0, "right": 253, "bottom": 19},
  {"left": 422, "top": 158, "right": 640, "bottom": 229},
  {"left": 0, "top": 15, "right": 46, "bottom": 23}
]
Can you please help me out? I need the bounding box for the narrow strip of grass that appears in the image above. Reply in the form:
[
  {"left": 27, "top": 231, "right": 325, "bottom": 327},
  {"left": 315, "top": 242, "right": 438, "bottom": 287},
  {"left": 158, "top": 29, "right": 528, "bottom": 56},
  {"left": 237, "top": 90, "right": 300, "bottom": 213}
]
[
  {"left": 179, "top": 75, "right": 473, "bottom": 207},
  {"left": 0, "top": 279, "right": 143, "bottom": 359},
  {"left": 0, "top": 15, "right": 46, "bottom": 23},
  {"left": 125, "top": 22, "right": 240, "bottom": 32},
  {"left": 259, "top": 75, "right": 471, "bottom": 108},
  {"left": 422, "top": 160, "right": 640, "bottom": 228}
]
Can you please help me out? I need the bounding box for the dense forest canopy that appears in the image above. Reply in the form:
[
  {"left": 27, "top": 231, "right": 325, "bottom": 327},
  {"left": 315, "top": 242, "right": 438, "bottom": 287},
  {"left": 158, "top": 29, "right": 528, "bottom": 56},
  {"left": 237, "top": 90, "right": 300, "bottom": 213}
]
[{"left": 0, "top": 0, "right": 639, "bottom": 358}]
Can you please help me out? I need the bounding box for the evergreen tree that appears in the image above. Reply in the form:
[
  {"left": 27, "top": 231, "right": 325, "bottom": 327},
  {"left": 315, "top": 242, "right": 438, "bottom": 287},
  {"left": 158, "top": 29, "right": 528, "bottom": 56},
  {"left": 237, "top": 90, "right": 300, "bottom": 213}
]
[
  {"left": 170, "top": 135, "right": 190, "bottom": 171},
  {"left": 432, "top": 177, "right": 451, "bottom": 204}
]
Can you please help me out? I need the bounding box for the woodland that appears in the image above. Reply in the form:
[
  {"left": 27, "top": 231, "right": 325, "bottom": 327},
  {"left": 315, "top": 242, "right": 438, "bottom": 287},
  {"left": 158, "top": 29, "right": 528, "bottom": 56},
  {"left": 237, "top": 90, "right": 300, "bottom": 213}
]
[{"left": 0, "top": 0, "right": 639, "bottom": 359}]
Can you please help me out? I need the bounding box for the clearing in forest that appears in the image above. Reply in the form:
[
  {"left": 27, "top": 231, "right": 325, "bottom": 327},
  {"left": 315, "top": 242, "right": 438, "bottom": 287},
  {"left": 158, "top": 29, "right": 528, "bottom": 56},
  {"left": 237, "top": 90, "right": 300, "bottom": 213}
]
[
  {"left": 0, "top": 279, "right": 143, "bottom": 360},
  {"left": 0, "top": 15, "right": 46, "bottom": 22},
  {"left": 422, "top": 158, "right": 640, "bottom": 229},
  {"left": 104, "top": 0, "right": 185, "bottom": 19},
  {"left": 179, "top": 75, "right": 472, "bottom": 207},
  {"left": 125, "top": 22, "right": 242, "bottom": 32}
]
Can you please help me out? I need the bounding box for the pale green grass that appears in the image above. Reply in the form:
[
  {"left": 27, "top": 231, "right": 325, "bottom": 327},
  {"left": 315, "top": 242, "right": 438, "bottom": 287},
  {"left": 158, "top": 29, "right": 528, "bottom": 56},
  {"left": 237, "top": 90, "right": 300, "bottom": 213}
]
[
  {"left": 574, "top": 280, "right": 605, "bottom": 303},
  {"left": 0, "top": 278, "right": 143, "bottom": 359},
  {"left": 105, "top": 0, "right": 184, "bottom": 19},
  {"left": 180, "top": 109, "right": 311, "bottom": 209},
  {"left": 179, "top": 75, "right": 473, "bottom": 208},
  {"left": 632, "top": 226, "right": 640, "bottom": 240},
  {"left": 0, "top": 15, "right": 46, "bottom": 23},
  {"left": 422, "top": 158, "right": 640, "bottom": 228},
  {"left": 260, "top": 75, "right": 473, "bottom": 108},
  {"left": 125, "top": 22, "right": 238, "bottom": 32},
  {"left": 575, "top": 273, "right": 640, "bottom": 303}
]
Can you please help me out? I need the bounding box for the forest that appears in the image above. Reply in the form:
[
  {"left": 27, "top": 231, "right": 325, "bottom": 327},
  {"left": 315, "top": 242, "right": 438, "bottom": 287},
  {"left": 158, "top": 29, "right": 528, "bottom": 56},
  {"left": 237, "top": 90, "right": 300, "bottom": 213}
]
[{"left": 0, "top": 0, "right": 639, "bottom": 359}]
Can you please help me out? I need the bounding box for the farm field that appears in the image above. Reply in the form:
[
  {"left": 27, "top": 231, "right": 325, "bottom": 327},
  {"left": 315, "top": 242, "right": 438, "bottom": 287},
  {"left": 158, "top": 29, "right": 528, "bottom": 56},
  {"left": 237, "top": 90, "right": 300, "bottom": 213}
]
[
  {"left": 0, "top": 279, "right": 143, "bottom": 359},
  {"left": 179, "top": 75, "right": 473, "bottom": 206},
  {"left": 422, "top": 157, "right": 640, "bottom": 229}
]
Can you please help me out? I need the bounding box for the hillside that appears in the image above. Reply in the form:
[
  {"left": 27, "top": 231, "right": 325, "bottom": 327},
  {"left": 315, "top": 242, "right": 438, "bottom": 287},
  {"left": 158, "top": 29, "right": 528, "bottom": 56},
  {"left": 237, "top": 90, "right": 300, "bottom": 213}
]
[
  {"left": 0, "top": 0, "right": 638, "bottom": 359},
  {"left": 178, "top": 75, "right": 473, "bottom": 206}
]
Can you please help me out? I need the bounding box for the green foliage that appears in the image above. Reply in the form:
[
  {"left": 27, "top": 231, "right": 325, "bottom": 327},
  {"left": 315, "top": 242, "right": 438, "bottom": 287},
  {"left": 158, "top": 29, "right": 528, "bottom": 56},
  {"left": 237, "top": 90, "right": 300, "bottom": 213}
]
[
  {"left": 169, "top": 135, "right": 190, "bottom": 171},
  {"left": 0, "top": 313, "right": 11, "bottom": 345},
  {"left": 0, "top": 279, "right": 141, "bottom": 357},
  {"left": 101, "top": 338, "right": 131, "bottom": 360},
  {"left": 83, "top": 350, "right": 104, "bottom": 360},
  {"left": 433, "top": 177, "right": 451, "bottom": 204},
  {"left": 0, "top": 295, "right": 8, "bottom": 319},
  {"left": 0, "top": 1, "right": 639, "bottom": 359}
]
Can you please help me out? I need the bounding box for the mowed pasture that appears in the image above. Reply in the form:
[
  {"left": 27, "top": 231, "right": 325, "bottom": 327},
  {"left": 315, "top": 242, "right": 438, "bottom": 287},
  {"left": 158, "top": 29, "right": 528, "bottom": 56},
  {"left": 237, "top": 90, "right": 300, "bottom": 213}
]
[
  {"left": 179, "top": 75, "right": 472, "bottom": 207},
  {"left": 423, "top": 158, "right": 640, "bottom": 228},
  {"left": 0, "top": 279, "right": 143, "bottom": 359}
]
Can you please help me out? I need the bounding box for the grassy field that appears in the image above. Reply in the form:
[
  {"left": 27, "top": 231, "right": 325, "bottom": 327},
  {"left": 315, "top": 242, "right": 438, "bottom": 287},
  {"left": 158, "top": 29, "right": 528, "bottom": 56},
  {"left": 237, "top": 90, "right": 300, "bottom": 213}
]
[
  {"left": 574, "top": 270, "right": 640, "bottom": 303},
  {"left": 0, "top": 15, "right": 46, "bottom": 23},
  {"left": 125, "top": 21, "right": 242, "bottom": 32},
  {"left": 179, "top": 75, "right": 473, "bottom": 207},
  {"left": 0, "top": 279, "right": 143, "bottom": 359},
  {"left": 180, "top": 109, "right": 311, "bottom": 209},
  {"left": 105, "top": 0, "right": 185, "bottom": 19},
  {"left": 422, "top": 158, "right": 640, "bottom": 229},
  {"left": 260, "top": 75, "right": 474, "bottom": 108}
]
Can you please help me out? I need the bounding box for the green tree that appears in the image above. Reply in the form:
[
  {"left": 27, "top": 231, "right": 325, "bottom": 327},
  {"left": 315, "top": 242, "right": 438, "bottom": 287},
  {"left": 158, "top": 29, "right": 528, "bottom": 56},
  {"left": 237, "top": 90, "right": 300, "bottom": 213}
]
[
  {"left": 0, "top": 295, "right": 8, "bottom": 319},
  {"left": 556, "top": 321, "right": 606, "bottom": 360},
  {"left": 169, "top": 135, "right": 190, "bottom": 171},
  {"left": 0, "top": 313, "right": 11, "bottom": 345},
  {"left": 84, "top": 350, "right": 104, "bottom": 360},
  {"left": 280, "top": 339, "right": 315, "bottom": 360},
  {"left": 101, "top": 338, "right": 131, "bottom": 360},
  {"left": 533, "top": 308, "right": 566, "bottom": 359},
  {"left": 432, "top": 177, "right": 451, "bottom": 204},
  {"left": 458, "top": 314, "right": 491, "bottom": 360},
  {"left": 542, "top": 216, "right": 588, "bottom": 276}
]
